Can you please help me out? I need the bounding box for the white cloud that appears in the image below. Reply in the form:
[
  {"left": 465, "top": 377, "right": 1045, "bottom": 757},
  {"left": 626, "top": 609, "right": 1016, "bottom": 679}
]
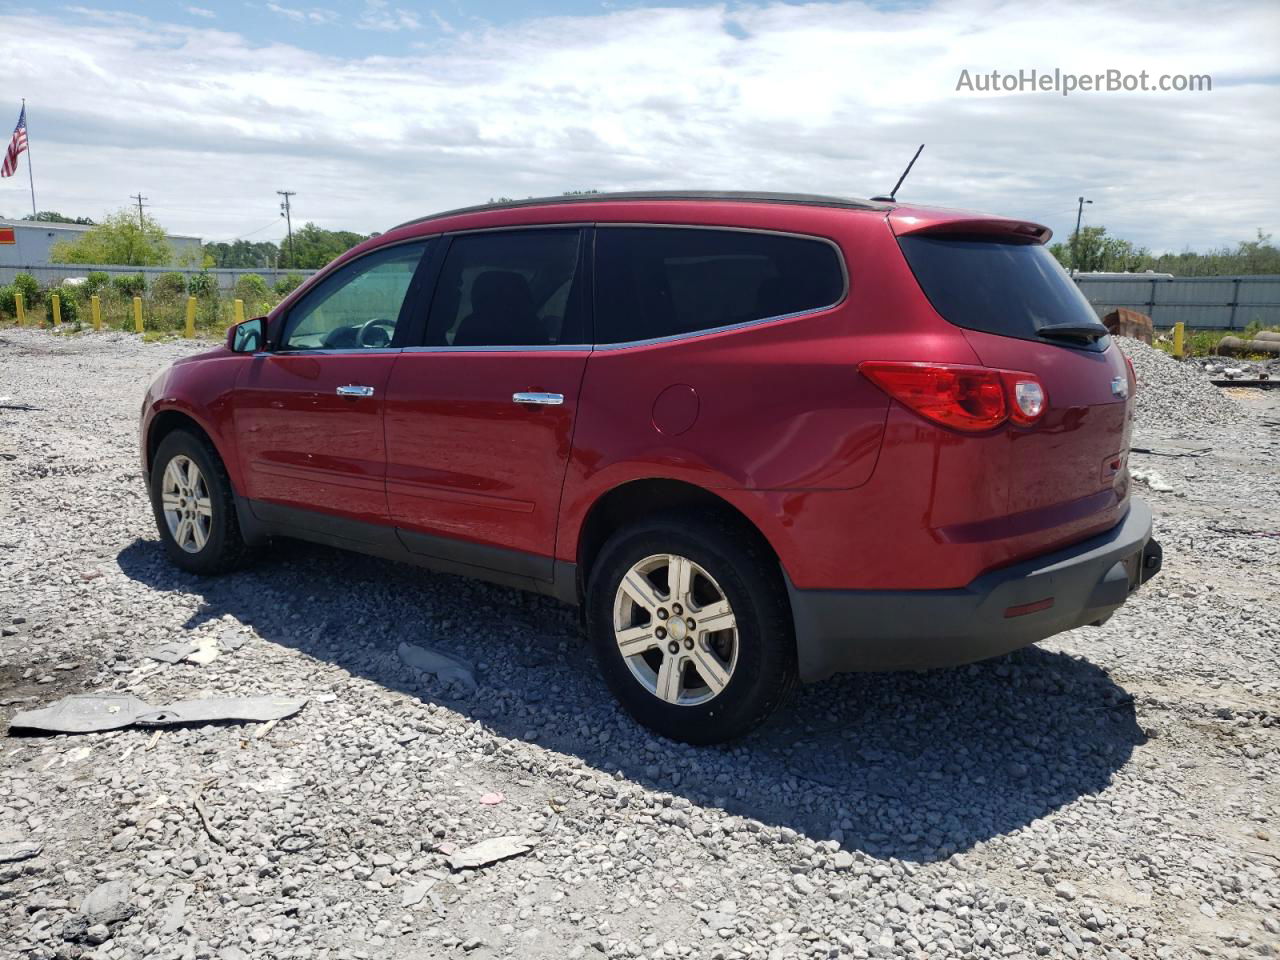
[
  {"left": 357, "top": 0, "right": 421, "bottom": 32},
  {"left": 265, "top": 3, "right": 339, "bottom": 26},
  {"left": 185, "top": 6, "right": 216, "bottom": 19},
  {"left": 1, "top": 0, "right": 1276, "bottom": 251}
]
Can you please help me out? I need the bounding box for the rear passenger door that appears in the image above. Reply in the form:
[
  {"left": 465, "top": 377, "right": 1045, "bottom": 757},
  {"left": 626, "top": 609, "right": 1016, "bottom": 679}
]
[{"left": 383, "top": 227, "right": 591, "bottom": 581}]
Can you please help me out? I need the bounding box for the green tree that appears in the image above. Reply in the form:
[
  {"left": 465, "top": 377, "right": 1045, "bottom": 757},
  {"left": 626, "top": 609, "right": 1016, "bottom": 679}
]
[
  {"left": 22, "top": 211, "right": 95, "bottom": 224},
  {"left": 284, "top": 222, "right": 367, "bottom": 269},
  {"left": 48, "top": 209, "right": 174, "bottom": 266},
  {"left": 206, "top": 239, "right": 281, "bottom": 268}
]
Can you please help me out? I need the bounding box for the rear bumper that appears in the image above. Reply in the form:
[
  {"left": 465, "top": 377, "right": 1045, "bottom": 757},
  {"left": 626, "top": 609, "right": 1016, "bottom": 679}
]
[{"left": 787, "top": 499, "right": 1160, "bottom": 682}]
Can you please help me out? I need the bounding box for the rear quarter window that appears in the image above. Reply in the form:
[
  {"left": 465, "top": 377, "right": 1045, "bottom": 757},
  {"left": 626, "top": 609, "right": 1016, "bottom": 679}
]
[
  {"left": 899, "top": 235, "right": 1109, "bottom": 350},
  {"left": 594, "top": 227, "right": 845, "bottom": 345}
]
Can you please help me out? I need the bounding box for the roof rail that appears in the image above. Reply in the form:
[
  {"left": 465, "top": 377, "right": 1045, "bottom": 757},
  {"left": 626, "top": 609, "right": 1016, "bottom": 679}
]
[{"left": 389, "top": 190, "right": 890, "bottom": 232}]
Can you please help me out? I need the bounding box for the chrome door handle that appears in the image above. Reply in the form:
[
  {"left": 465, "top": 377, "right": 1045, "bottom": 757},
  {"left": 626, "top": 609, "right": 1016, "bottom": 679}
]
[
  {"left": 336, "top": 385, "right": 375, "bottom": 397},
  {"left": 512, "top": 392, "right": 564, "bottom": 406}
]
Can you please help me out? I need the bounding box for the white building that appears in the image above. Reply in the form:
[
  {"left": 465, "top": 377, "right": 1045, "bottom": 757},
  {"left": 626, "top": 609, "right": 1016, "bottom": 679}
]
[{"left": 0, "top": 218, "right": 202, "bottom": 268}]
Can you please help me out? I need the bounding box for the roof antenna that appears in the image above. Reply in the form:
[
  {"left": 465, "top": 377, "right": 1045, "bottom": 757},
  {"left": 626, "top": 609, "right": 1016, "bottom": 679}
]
[{"left": 871, "top": 144, "right": 925, "bottom": 202}]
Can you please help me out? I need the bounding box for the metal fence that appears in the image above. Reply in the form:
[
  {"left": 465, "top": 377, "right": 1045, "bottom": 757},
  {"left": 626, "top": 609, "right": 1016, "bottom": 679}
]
[
  {"left": 1074, "top": 275, "right": 1280, "bottom": 330},
  {"left": 0, "top": 263, "right": 318, "bottom": 294}
]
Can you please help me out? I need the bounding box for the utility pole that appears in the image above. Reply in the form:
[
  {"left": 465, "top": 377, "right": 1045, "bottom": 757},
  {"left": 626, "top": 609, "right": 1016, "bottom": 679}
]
[
  {"left": 128, "top": 193, "right": 149, "bottom": 266},
  {"left": 130, "top": 193, "right": 148, "bottom": 231},
  {"left": 1070, "top": 195, "right": 1092, "bottom": 276},
  {"left": 277, "top": 190, "right": 296, "bottom": 269}
]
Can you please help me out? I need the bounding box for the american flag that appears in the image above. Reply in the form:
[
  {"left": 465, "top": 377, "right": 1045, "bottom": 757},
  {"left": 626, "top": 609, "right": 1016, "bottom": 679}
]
[{"left": 2, "top": 106, "right": 28, "bottom": 178}]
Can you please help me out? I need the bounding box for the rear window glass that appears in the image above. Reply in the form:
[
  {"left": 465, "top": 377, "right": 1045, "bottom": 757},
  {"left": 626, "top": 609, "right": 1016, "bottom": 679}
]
[
  {"left": 595, "top": 227, "right": 844, "bottom": 345},
  {"left": 898, "top": 236, "right": 1108, "bottom": 348}
]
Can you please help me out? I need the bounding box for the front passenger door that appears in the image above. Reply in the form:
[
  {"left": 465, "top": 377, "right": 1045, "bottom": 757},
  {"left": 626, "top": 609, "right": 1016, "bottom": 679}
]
[{"left": 233, "top": 240, "right": 431, "bottom": 531}]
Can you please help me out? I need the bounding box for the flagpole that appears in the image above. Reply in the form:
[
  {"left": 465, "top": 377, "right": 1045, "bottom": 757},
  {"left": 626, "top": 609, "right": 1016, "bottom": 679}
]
[{"left": 22, "top": 98, "right": 36, "bottom": 217}]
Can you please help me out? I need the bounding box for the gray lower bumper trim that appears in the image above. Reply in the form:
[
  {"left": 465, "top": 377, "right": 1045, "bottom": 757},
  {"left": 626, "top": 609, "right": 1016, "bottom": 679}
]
[{"left": 787, "top": 499, "right": 1157, "bottom": 682}]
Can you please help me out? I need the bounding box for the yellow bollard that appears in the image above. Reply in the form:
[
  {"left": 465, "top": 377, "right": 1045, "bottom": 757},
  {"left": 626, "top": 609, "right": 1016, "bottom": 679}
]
[
  {"left": 14, "top": 292, "right": 24, "bottom": 326},
  {"left": 233, "top": 298, "right": 245, "bottom": 326},
  {"left": 133, "top": 296, "right": 144, "bottom": 334},
  {"left": 1172, "top": 322, "right": 1185, "bottom": 359},
  {"left": 51, "top": 293, "right": 61, "bottom": 328},
  {"left": 185, "top": 296, "right": 196, "bottom": 338},
  {"left": 91, "top": 295, "right": 102, "bottom": 331}
]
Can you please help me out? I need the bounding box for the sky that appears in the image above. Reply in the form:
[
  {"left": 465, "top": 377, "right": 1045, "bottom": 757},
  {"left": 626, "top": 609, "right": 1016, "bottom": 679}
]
[{"left": 1, "top": 0, "right": 1277, "bottom": 253}]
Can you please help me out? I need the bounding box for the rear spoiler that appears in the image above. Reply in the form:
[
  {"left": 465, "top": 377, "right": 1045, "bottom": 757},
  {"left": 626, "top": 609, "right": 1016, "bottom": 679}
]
[{"left": 890, "top": 213, "right": 1052, "bottom": 245}]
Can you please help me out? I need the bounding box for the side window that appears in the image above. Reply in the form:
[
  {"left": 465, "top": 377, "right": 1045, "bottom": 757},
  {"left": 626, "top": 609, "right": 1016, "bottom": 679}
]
[
  {"left": 425, "top": 229, "right": 583, "bottom": 347},
  {"left": 594, "top": 227, "right": 845, "bottom": 345},
  {"left": 279, "top": 241, "right": 428, "bottom": 350}
]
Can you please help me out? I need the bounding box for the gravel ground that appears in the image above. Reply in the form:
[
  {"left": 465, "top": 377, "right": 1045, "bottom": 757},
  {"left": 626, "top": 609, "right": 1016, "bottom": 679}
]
[{"left": 2, "top": 328, "right": 1278, "bottom": 960}]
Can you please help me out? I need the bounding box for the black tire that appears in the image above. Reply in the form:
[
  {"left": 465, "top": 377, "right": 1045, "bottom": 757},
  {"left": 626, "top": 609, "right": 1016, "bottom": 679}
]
[
  {"left": 586, "top": 512, "right": 797, "bottom": 744},
  {"left": 149, "top": 429, "right": 248, "bottom": 575}
]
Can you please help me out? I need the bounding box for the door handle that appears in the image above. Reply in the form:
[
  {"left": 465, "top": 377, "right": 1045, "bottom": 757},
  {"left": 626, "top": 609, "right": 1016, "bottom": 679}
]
[
  {"left": 512, "top": 392, "right": 564, "bottom": 406},
  {"left": 336, "top": 385, "right": 375, "bottom": 397}
]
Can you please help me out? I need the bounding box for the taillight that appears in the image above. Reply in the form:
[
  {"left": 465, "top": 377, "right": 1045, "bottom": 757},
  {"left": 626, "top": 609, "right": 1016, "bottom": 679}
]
[
  {"left": 860, "top": 362, "right": 1048, "bottom": 432},
  {"left": 1005, "top": 374, "right": 1046, "bottom": 425},
  {"left": 1124, "top": 355, "right": 1138, "bottom": 395}
]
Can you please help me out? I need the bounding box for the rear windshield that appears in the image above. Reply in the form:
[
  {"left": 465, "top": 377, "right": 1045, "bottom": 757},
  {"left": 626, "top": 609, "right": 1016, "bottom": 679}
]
[{"left": 898, "top": 236, "right": 1109, "bottom": 350}]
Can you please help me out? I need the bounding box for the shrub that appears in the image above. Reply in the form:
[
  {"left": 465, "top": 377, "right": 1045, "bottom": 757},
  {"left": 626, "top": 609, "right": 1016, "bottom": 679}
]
[
  {"left": 14, "top": 272, "right": 40, "bottom": 306},
  {"left": 0, "top": 284, "right": 15, "bottom": 317},
  {"left": 188, "top": 272, "right": 218, "bottom": 299},
  {"left": 112, "top": 273, "right": 147, "bottom": 298},
  {"left": 85, "top": 271, "right": 110, "bottom": 297},
  {"left": 152, "top": 272, "right": 187, "bottom": 301},
  {"left": 273, "top": 273, "right": 305, "bottom": 297},
  {"left": 234, "top": 273, "right": 270, "bottom": 305}
]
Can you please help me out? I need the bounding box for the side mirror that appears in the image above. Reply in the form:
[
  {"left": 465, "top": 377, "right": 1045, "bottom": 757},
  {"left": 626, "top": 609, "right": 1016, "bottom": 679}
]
[{"left": 228, "top": 317, "right": 266, "bottom": 353}]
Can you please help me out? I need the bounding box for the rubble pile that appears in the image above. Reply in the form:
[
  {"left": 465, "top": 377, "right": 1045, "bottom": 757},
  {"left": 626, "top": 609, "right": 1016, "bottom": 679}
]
[{"left": 1115, "top": 337, "right": 1244, "bottom": 432}]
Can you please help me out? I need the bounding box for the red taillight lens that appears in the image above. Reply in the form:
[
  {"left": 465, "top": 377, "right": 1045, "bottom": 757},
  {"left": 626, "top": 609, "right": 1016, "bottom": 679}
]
[
  {"left": 1124, "top": 355, "right": 1138, "bottom": 395},
  {"left": 859, "top": 362, "right": 1007, "bottom": 432},
  {"left": 860, "top": 362, "right": 1048, "bottom": 432}
]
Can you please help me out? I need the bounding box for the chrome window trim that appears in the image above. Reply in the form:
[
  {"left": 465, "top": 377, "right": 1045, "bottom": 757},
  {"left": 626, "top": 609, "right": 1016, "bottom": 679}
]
[
  {"left": 592, "top": 222, "right": 849, "bottom": 350},
  {"left": 401, "top": 344, "right": 592, "bottom": 354},
  {"left": 261, "top": 347, "right": 404, "bottom": 357}
]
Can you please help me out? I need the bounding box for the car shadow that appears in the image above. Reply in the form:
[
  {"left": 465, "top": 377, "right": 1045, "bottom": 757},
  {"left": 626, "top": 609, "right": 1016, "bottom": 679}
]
[{"left": 115, "top": 537, "right": 1144, "bottom": 865}]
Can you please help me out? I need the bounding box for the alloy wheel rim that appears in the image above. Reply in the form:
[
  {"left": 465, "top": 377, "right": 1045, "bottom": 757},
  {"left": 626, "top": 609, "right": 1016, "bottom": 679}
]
[
  {"left": 612, "top": 553, "right": 738, "bottom": 706},
  {"left": 160, "top": 455, "right": 213, "bottom": 554}
]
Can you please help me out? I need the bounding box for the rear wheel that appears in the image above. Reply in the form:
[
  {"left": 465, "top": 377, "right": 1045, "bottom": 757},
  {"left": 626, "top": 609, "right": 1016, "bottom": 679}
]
[
  {"left": 150, "top": 430, "right": 248, "bottom": 575},
  {"left": 586, "top": 513, "right": 796, "bottom": 744}
]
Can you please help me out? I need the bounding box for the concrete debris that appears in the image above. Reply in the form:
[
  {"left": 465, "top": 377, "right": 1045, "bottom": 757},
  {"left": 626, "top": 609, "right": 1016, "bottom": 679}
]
[
  {"left": 447, "top": 835, "right": 535, "bottom": 870},
  {"left": 479, "top": 791, "right": 504, "bottom": 805},
  {"left": 144, "top": 641, "right": 198, "bottom": 664},
  {"left": 1130, "top": 468, "right": 1174, "bottom": 493},
  {"left": 0, "top": 840, "right": 42, "bottom": 863},
  {"left": 8, "top": 693, "right": 306, "bottom": 734},
  {"left": 146, "top": 631, "right": 249, "bottom": 665},
  {"left": 79, "top": 879, "right": 135, "bottom": 926},
  {"left": 401, "top": 877, "right": 438, "bottom": 907},
  {"left": 397, "top": 641, "right": 477, "bottom": 691}
]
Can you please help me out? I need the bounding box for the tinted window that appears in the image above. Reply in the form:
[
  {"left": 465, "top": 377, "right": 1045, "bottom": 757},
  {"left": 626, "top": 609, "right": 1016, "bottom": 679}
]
[
  {"left": 594, "top": 227, "right": 844, "bottom": 344},
  {"left": 899, "top": 236, "right": 1108, "bottom": 349},
  {"left": 279, "top": 242, "right": 428, "bottom": 350},
  {"left": 425, "top": 229, "right": 584, "bottom": 347}
]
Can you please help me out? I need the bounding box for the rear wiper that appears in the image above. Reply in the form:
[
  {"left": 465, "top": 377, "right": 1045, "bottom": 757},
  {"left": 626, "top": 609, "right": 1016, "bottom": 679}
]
[{"left": 1035, "top": 322, "right": 1109, "bottom": 343}]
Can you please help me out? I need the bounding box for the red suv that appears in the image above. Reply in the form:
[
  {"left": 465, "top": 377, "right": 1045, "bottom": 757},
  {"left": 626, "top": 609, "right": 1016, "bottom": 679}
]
[{"left": 140, "top": 192, "right": 1161, "bottom": 743}]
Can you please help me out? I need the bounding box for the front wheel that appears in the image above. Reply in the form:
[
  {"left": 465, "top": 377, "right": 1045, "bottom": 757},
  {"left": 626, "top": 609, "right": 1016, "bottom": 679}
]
[
  {"left": 150, "top": 429, "right": 248, "bottom": 575},
  {"left": 586, "top": 514, "right": 796, "bottom": 744}
]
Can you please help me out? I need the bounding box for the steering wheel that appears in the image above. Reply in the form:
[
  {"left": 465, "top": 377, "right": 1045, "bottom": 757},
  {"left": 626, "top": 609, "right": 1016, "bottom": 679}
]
[{"left": 357, "top": 317, "right": 395, "bottom": 348}]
